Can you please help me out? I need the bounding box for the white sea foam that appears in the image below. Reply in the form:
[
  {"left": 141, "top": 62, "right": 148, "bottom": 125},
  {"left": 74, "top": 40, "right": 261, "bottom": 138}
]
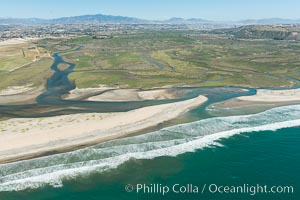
[{"left": 1, "top": 104, "right": 300, "bottom": 191}]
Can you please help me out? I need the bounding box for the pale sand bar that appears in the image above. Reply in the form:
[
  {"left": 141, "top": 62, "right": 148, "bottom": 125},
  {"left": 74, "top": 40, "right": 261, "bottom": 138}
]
[
  {"left": 0, "top": 95, "right": 207, "bottom": 163},
  {"left": 237, "top": 88, "right": 300, "bottom": 102},
  {"left": 215, "top": 88, "right": 300, "bottom": 108},
  {"left": 64, "top": 87, "right": 188, "bottom": 101},
  {"left": 0, "top": 86, "right": 45, "bottom": 105}
]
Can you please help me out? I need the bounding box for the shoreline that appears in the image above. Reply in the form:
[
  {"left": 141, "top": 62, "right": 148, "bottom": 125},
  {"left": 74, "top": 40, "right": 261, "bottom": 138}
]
[
  {"left": 0, "top": 95, "right": 207, "bottom": 164},
  {"left": 214, "top": 88, "right": 300, "bottom": 108},
  {"left": 237, "top": 88, "right": 300, "bottom": 102}
]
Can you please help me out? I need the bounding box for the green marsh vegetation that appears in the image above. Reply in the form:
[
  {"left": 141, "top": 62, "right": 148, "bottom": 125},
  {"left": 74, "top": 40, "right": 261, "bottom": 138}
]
[
  {"left": 0, "top": 42, "right": 53, "bottom": 90},
  {"left": 4, "top": 29, "right": 300, "bottom": 90}
]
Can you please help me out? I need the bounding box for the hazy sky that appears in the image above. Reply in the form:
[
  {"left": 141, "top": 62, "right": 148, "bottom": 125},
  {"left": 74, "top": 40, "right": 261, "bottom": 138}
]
[{"left": 1, "top": 0, "right": 300, "bottom": 20}]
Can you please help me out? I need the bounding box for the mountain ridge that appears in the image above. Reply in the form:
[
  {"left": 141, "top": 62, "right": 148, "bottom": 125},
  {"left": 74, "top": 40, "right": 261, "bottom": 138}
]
[{"left": 0, "top": 14, "right": 300, "bottom": 25}]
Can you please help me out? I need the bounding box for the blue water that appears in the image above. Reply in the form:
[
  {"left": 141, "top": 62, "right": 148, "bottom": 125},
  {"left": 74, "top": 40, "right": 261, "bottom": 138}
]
[
  {"left": 0, "top": 104, "right": 300, "bottom": 199},
  {"left": 1, "top": 123, "right": 299, "bottom": 200}
]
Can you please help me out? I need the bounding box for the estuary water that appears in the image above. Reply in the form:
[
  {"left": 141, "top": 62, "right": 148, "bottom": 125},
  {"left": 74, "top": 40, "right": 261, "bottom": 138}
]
[{"left": 0, "top": 49, "right": 254, "bottom": 118}]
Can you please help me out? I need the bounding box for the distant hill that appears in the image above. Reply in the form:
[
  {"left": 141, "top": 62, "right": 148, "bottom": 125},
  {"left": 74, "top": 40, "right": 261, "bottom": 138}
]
[
  {"left": 238, "top": 18, "right": 300, "bottom": 25},
  {"left": 0, "top": 15, "right": 211, "bottom": 24},
  {"left": 161, "top": 17, "right": 212, "bottom": 24},
  {"left": 213, "top": 25, "right": 300, "bottom": 40},
  {"left": 51, "top": 14, "right": 146, "bottom": 24},
  {"left": 0, "top": 18, "right": 48, "bottom": 24},
  {"left": 0, "top": 14, "right": 145, "bottom": 24},
  {"left": 1, "top": 14, "right": 300, "bottom": 25}
]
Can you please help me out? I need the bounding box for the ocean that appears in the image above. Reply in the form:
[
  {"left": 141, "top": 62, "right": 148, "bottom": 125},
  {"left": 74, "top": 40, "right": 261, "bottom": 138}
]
[{"left": 0, "top": 104, "right": 299, "bottom": 200}]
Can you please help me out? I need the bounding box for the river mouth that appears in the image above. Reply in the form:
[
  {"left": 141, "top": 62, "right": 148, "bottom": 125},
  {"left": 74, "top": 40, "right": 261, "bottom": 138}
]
[
  {"left": 0, "top": 47, "right": 258, "bottom": 119},
  {"left": 1, "top": 48, "right": 300, "bottom": 198},
  {"left": 1, "top": 47, "right": 298, "bottom": 164},
  {"left": 0, "top": 48, "right": 261, "bottom": 166}
]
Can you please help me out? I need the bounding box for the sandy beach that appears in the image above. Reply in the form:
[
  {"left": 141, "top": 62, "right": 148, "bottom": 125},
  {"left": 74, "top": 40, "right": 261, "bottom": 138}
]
[
  {"left": 215, "top": 88, "right": 300, "bottom": 108},
  {"left": 62, "top": 86, "right": 115, "bottom": 100},
  {"left": 0, "top": 85, "right": 45, "bottom": 105},
  {"left": 0, "top": 94, "right": 207, "bottom": 163},
  {"left": 237, "top": 88, "right": 300, "bottom": 102},
  {"left": 64, "top": 87, "right": 189, "bottom": 101}
]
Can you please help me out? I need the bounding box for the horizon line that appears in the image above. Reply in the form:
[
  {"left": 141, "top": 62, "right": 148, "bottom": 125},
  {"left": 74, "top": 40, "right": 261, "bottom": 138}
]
[{"left": 0, "top": 13, "right": 300, "bottom": 22}]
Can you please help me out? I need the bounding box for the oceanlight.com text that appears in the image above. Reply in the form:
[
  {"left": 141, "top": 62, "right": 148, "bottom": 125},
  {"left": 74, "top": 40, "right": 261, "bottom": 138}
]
[{"left": 125, "top": 183, "right": 294, "bottom": 196}]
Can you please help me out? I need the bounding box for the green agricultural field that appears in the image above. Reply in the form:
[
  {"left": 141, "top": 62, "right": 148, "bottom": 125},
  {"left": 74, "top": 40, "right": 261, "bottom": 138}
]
[{"left": 31, "top": 30, "right": 300, "bottom": 89}]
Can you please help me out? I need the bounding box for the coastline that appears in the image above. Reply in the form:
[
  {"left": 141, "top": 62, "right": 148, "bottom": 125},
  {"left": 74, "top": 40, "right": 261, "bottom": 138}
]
[
  {"left": 237, "top": 88, "right": 300, "bottom": 102},
  {"left": 0, "top": 95, "right": 207, "bottom": 164},
  {"left": 214, "top": 88, "right": 300, "bottom": 108}
]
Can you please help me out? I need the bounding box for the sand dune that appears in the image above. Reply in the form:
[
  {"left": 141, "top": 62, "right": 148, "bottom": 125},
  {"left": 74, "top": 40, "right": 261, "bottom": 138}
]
[
  {"left": 0, "top": 95, "right": 207, "bottom": 163},
  {"left": 214, "top": 88, "right": 300, "bottom": 108},
  {"left": 237, "top": 88, "right": 300, "bottom": 102}
]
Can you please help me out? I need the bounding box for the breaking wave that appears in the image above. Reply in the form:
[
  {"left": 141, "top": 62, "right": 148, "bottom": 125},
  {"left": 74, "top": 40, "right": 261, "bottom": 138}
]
[{"left": 1, "top": 104, "right": 300, "bottom": 191}]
